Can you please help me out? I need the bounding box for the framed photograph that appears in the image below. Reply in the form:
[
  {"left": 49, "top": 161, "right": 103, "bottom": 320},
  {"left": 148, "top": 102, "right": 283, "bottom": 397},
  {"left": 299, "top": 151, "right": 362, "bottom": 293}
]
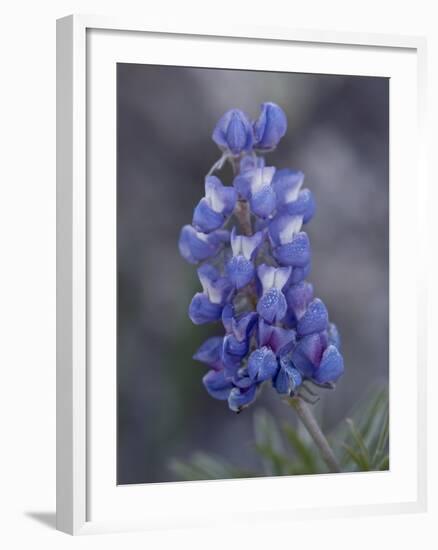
[{"left": 56, "top": 15, "right": 427, "bottom": 535}]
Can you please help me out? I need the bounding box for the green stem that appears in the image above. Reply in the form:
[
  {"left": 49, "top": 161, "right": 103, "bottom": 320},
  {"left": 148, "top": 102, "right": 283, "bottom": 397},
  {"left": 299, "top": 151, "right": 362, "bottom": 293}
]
[{"left": 288, "top": 396, "right": 341, "bottom": 473}]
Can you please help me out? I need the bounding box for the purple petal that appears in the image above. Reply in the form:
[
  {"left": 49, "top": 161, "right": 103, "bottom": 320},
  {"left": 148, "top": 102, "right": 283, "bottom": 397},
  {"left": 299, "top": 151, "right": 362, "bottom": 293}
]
[
  {"left": 289, "top": 262, "right": 312, "bottom": 285},
  {"left": 193, "top": 336, "right": 224, "bottom": 370},
  {"left": 313, "top": 345, "right": 344, "bottom": 384},
  {"left": 226, "top": 255, "right": 255, "bottom": 289},
  {"left": 297, "top": 299, "right": 329, "bottom": 337},
  {"left": 250, "top": 185, "right": 277, "bottom": 218},
  {"left": 203, "top": 370, "right": 233, "bottom": 400},
  {"left": 189, "top": 293, "right": 223, "bottom": 325},
  {"left": 212, "top": 109, "right": 254, "bottom": 155},
  {"left": 257, "top": 264, "right": 292, "bottom": 293},
  {"left": 205, "top": 176, "right": 237, "bottom": 216},
  {"left": 253, "top": 102, "right": 287, "bottom": 150},
  {"left": 232, "top": 311, "right": 258, "bottom": 342},
  {"left": 283, "top": 189, "right": 315, "bottom": 224},
  {"left": 268, "top": 214, "right": 304, "bottom": 247},
  {"left": 178, "top": 225, "right": 228, "bottom": 264},
  {"left": 228, "top": 384, "right": 257, "bottom": 412},
  {"left": 291, "top": 333, "right": 325, "bottom": 377},
  {"left": 258, "top": 319, "right": 296, "bottom": 354},
  {"left": 197, "top": 264, "right": 232, "bottom": 304},
  {"left": 192, "top": 198, "right": 225, "bottom": 233},
  {"left": 230, "top": 227, "right": 264, "bottom": 261},
  {"left": 273, "top": 232, "right": 311, "bottom": 267},
  {"left": 274, "top": 364, "right": 302, "bottom": 395},
  {"left": 257, "top": 288, "right": 288, "bottom": 323},
  {"left": 248, "top": 347, "right": 278, "bottom": 382},
  {"left": 273, "top": 169, "right": 304, "bottom": 208},
  {"left": 328, "top": 323, "right": 341, "bottom": 349},
  {"left": 286, "top": 281, "right": 314, "bottom": 322}
]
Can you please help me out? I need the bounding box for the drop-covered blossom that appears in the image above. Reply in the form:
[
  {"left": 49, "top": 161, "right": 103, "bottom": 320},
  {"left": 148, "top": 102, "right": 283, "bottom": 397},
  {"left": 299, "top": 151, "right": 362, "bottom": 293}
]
[{"left": 180, "top": 102, "right": 344, "bottom": 412}]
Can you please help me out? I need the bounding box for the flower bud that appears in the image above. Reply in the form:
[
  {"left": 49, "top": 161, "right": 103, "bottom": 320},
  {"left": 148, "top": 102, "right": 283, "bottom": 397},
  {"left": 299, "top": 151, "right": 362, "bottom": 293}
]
[
  {"left": 253, "top": 102, "right": 287, "bottom": 150},
  {"left": 212, "top": 109, "right": 254, "bottom": 155}
]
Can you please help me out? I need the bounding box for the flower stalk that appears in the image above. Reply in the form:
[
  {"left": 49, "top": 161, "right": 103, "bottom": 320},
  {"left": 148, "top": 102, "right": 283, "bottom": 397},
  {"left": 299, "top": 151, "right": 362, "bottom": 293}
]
[{"left": 288, "top": 396, "right": 341, "bottom": 473}]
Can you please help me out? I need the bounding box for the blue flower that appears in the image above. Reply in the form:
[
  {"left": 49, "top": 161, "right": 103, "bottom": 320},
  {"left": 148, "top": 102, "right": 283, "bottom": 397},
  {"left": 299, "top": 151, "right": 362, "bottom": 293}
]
[
  {"left": 203, "top": 369, "right": 234, "bottom": 400},
  {"left": 256, "top": 264, "right": 291, "bottom": 323},
  {"left": 193, "top": 336, "right": 224, "bottom": 370},
  {"left": 228, "top": 384, "right": 257, "bottom": 412},
  {"left": 268, "top": 214, "right": 311, "bottom": 267},
  {"left": 296, "top": 298, "right": 329, "bottom": 337},
  {"left": 180, "top": 103, "right": 344, "bottom": 411},
  {"left": 274, "top": 361, "right": 303, "bottom": 395},
  {"left": 233, "top": 166, "right": 277, "bottom": 218},
  {"left": 212, "top": 109, "right": 254, "bottom": 155},
  {"left": 226, "top": 228, "right": 264, "bottom": 289},
  {"left": 188, "top": 264, "right": 232, "bottom": 325},
  {"left": 253, "top": 102, "right": 287, "bottom": 150},
  {"left": 192, "top": 176, "right": 237, "bottom": 233},
  {"left": 285, "top": 281, "right": 314, "bottom": 327},
  {"left": 286, "top": 329, "right": 344, "bottom": 385},
  {"left": 272, "top": 169, "right": 315, "bottom": 224},
  {"left": 221, "top": 304, "right": 257, "bottom": 377},
  {"left": 179, "top": 225, "right": 229, "bottom": 264}
]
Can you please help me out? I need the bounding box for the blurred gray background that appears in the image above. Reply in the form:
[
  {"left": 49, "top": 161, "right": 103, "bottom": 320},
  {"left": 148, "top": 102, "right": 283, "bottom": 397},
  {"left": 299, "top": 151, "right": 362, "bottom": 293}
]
[{"left": 117, "top": 64, "right": 389, "bottom": 485}]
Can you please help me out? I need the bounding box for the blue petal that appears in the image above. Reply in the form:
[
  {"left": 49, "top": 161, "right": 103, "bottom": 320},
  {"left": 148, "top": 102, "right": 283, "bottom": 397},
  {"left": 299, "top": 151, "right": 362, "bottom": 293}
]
[
  {"left": 253, "top": 102, "right": 287, "bottom": 150},
  {"left": 192, "top": 198, "right": 225, "bottom": 233},
  {"left": 283, "top": 189, "right": 315, "bottom": 224},
  {"left": 212, "top": 109, "right": 254, "bottom": 155},
  {"left": 193, "top": 336, "right": 223, "bottom": 370},
  {"left": 328, "top": 323, "right": 341, "bottom": 350},
  {"left": 313, "top": 345, "right": 344, "bottom": 384},
  {"left": 257, "top": 288, "right": 288, "bottom": 323},
  {"left": 221, "top": 303, "right": 234, "bottom": 333},
  {"left": 257, "top": 264, "right": 291, "bottom": 292},
  {"left": 290, "top": 333, "right": 325, "bottom": 378},
  {"left": 297, "top": 298, "right": 329, "bottom": 336},
  {"left": 273, "top": 169, "right": 304, "bottom": 208},
  {"left": 248, "top": 347, "right": 278, "bottom": 382},
  {"left": 222, "top": 334, "right": 248, "bottom": 376},
  {"left": 286, "top": 281, "right": 314, "bottom": 322},
  {"left": 228, "top": 384, "right": 257, "bottom": 412},
  {"left": 274, "top": 364, "right": 302, "bottom": 395},
  {"left": 289, "top": 262, "right": 312, "bottom": 285},
  {"left": 233, "top": 172, "right": 252, "bottom": 200},
  {"left": 189, "top": 293, "right": 223, "bottom": 325},
  {"left": 203, "top": 370, "right": 233, "bottom": 400},
  {"left": 232, "top": 368, "right": 254, "bottom": 389},
  {"left": 268, "top": 214, "right": 304, "bottom": 247},
  {"left": 197, "top": 263, "right": 232, "bottom": 304},
  {"left": 178, "top": 225, "right": 229, "bottom": 264},
  {"left": 231, "top": 311, "right": 258, "bottom": 342},
  {"left": 258, "top": 319, "right": 296, "bottom": 354},
  {"left": 273, "top": 232, "right": 311, "bottom": 267},
  {"left": 230, "top": 227, "right": 264, "bottom": 260},
  {"left": 239, "top": 154, "right": 265, "bottom": 173},
  {"left": 205, "top": 175, "right": 237, "bottom": 216},
  {"left": 226, "top": 255, "right": 255, "bottom": 289},
  {"left": 250, "top": 185, "right": 277, "bottom": 218}
]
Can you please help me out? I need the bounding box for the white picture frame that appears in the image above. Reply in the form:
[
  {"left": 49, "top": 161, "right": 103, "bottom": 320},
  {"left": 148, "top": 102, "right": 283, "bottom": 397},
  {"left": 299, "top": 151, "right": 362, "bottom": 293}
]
[{"left": 56, "top": 14, "right": 428, "bottom": 535}]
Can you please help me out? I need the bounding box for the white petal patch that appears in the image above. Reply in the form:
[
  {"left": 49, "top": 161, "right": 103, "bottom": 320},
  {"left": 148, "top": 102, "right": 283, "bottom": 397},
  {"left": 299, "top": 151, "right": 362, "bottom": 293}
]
[
  {"left": 258, "top": 264, "right": 276, "bottom": 292},
  {"left": 278, "top": 215, "right": 303, "bottom": 245},
  {"left": 273, "top": 266, "right": 292, "bottom": 290},
  {"left": 241, "top": 232, "right": 262, "bottom": 260},
  {"left": 250, "top": 167, "right": 275, "bottom": 194},
  {"left": 283, "top": 176, "right": 303, "bottom": 204},
  {"left": 205, "top": 178, "right": 226, "bottom": 212}
]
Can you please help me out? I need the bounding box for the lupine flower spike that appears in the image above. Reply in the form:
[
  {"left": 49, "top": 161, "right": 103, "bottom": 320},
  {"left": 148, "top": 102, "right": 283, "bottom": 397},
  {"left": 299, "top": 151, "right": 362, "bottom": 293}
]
[{"left": 178, "top": 102, "right": 344, "bottom": 415}]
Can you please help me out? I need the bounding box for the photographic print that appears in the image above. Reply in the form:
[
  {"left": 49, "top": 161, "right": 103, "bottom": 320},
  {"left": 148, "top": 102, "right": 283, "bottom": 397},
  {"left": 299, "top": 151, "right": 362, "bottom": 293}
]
[{"left": 117, "top": 64, "right": 389, "bottom": 485}]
